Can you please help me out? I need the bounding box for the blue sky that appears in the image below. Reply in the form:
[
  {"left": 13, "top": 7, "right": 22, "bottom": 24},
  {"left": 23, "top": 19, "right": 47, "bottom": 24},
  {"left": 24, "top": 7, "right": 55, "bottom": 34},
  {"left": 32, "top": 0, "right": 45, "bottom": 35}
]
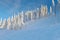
[{"left": 0, "top": 0, "right": 58, "bottom": 19}]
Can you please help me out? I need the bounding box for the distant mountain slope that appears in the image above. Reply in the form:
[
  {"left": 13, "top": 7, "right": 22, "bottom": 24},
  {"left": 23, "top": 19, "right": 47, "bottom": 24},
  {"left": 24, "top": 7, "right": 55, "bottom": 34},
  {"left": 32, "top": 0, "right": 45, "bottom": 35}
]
[
  {"left": 0, "top": 13, "right": 60, "bottom": 40},
  {"left": 22, "top": 13, "right": 60, "bottom": 30}
]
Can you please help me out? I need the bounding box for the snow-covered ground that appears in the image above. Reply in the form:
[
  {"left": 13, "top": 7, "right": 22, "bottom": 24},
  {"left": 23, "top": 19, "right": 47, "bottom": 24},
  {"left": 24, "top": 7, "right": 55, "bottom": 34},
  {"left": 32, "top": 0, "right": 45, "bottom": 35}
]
[{"left": 0, "top": 13, "right": 60, "bottom": 40}]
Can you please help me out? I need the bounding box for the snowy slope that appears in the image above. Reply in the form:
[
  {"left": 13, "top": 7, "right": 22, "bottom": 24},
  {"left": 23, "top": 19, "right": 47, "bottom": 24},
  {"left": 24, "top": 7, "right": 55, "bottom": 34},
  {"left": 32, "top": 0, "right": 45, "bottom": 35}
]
[{"left": 0, "top": 13, "right": 60, "bottom": 40}]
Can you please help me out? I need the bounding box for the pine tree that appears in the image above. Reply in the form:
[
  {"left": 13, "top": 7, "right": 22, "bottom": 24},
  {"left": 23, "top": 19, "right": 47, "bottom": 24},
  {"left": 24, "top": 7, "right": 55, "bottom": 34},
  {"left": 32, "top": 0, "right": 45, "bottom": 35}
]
[
  {"left": 1, "top": 18, "right": 7, "bottom": 29},
  {"left": 7, "top": 17, "right": 12, "bottom": 30}
]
